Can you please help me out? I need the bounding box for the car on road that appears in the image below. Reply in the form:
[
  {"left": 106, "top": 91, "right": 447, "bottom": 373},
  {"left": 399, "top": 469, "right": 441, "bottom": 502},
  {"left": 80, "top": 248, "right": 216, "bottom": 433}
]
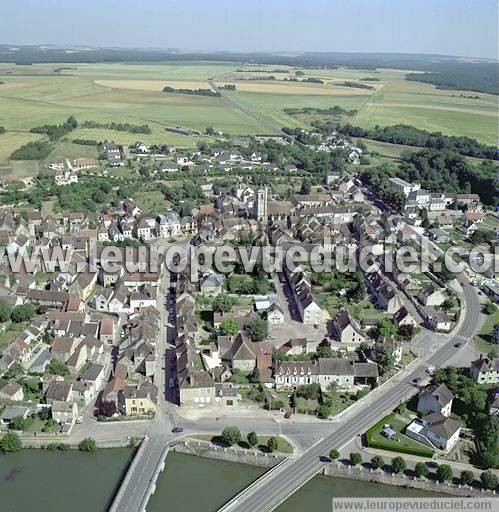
[
  {"left": 454, "top": 342, "right": 463, "bottom": 348},
  {"left": 426, "top": 365, "right": 436, "bottom": 373},
  {"left": 76, "top": 415, "right": 84, "bottom": 424},
  {"left": 412, "top": 377, "right": 420, "bottom": 384},
  {"left": 319, "top": 455, "right": 331, "bottom": 463},
  {"left": 284, "top": 410, "right": 293, "bottom": 419},
  {"left": 172, "top": 426, "right": 183, "bottom": 433}
]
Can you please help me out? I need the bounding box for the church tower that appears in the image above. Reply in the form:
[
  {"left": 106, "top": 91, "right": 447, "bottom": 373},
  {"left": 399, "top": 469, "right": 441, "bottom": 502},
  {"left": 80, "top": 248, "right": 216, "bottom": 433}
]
[{"left": 255, "top": 186, "right": 268, "bottom": 225}]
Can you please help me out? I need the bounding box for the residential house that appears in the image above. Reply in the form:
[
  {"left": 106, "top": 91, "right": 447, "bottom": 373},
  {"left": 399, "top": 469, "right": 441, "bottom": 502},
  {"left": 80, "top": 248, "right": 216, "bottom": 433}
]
[
  {"left": 417, "top": 384, "right": 454, "bottom": 417},
  {"left": 406, "top": 412, "right": 460, "bottom": 451},
  {"left": 469, "top": 357, "right": 498, "bottom": 384}
]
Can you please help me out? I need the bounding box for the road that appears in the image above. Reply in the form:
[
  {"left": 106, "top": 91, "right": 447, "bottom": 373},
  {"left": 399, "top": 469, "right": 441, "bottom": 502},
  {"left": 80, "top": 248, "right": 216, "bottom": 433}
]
[{"left": 219, "top": 280, "right": 480, "bottom": 512}]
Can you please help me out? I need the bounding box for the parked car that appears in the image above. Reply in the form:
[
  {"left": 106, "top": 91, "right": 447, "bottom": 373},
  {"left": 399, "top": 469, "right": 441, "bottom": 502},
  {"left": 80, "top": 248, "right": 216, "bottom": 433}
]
[
  {"left": 319, "top": 455, "right": 331, "bottom": 463},
  {"left": 76, "top": 415, "right": 84, "bottom": 424},
  {"left": 284, "top": 410, "right": 293, "bottom": 419},
  {"left": 172, "top": 426, "right": 183, "bottom": 433}
]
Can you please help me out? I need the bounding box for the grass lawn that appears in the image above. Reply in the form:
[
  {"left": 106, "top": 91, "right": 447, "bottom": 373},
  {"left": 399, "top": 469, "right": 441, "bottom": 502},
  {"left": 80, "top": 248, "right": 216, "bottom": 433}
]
[
  {"left": 0, "top": 326, "right": 22, "bottom": 351},
  {"left": 133, "top": 189, "right": 170, "bottom": 213},
  {"left": 190, "top": 433, "right": 293, "bottom": 454},
  {"left": 365, "top": 412, "right": 434, "bottom": 457},
  {"left": 474, "top": 307, "right": 499, "bottom": 353}
]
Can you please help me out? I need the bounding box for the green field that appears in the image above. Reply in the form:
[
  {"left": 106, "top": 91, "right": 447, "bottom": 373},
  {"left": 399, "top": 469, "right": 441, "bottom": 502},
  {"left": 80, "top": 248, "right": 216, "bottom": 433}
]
[{"left": 0, "top": 61, "right": 497, "bottom": 166}]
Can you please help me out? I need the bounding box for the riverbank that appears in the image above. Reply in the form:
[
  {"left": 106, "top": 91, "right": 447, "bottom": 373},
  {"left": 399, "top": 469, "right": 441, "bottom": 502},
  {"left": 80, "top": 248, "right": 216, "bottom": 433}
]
[{"left": 172, "top": 439, "right": 496, "bottom": 498}]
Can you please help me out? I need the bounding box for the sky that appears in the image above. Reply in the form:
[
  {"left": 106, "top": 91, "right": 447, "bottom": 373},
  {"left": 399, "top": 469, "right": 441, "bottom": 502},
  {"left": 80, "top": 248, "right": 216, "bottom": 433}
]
[{"left": 0, "top": 0, "right": 497, "bottom": 59}]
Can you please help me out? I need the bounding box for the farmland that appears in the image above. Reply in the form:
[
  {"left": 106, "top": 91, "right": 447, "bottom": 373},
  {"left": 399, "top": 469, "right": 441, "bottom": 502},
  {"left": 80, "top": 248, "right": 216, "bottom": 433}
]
[{"left": 0, "top": 61, "right": 497, "bottom": 171}]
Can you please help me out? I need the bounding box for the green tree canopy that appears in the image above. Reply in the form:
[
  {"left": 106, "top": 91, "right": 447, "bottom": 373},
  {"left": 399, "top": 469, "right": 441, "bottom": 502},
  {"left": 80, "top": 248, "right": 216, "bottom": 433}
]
[{"left": 221, "top": 426, "right": 241, "bottom": 446}]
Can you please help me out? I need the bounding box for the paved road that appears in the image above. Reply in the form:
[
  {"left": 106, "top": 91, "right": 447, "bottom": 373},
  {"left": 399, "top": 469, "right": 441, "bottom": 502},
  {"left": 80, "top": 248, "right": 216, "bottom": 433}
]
[{"left": 219, "top": 280, "right": 480, "bottom": 512}]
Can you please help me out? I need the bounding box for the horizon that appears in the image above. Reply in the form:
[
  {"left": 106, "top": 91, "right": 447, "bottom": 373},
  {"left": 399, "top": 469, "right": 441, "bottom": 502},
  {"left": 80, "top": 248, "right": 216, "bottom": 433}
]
[
  {"left": 1, "top": 43, "right": 497, "bottom": 62},
  {"left": 1, "top": 0, "right": 497, "bottom": 60}
]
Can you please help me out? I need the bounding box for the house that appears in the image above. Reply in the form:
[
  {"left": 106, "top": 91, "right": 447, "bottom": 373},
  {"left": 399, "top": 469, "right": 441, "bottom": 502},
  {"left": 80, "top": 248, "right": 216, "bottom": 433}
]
[
  {"left": 418, "top": 285, "right": 446, "bottom": 307},
  {"left": 199, "top": 272, "right": 225, "bottom": 294},
  {"left": 0, "top": 381, "right": 24, "bottom": 401},
  {"left": 51, "top": 400, "right": 78, "bottom": 424},
  {"left": 225, "top": 334, "right": 256, "bottom": 372},
  {"left": 331, "top": 310, "right": 367, "bottom": 347},
  {"left": 45, "top": 381, "right": 73, "bottom": 404},
  {"left": 425, "top": 306, "right": 452, "bottom": 332},
  {"left": 406, "top": 412, "right": 460, "bottom": 452},
  {"left": 274, "top": 358, "right": 378, "bottom": 391},
  {"left": 123, "top": 379, "right": 158, "bottom": 416},
  {"left": 417, "top": 384, "right": 454, "bottom": 417},
  {"left": 428, "top": 228, "right": 451, "bottom": 244},
  {"left": 469, "top": 356, "right": 498, "bottom": 384},
  {"left": 0, "top": 405, "right": 30, "bottom": 425},
  {"left": 388, "top": 178, "right": 420, "bottom": 197},
  {"left": 394, "top": 307, "right": 417, "bottom": 328},
  {"left": 130, "top": 141, "right": 149, "bottom": 153},
  {"left": 265, "top": 303, "right": 285, "bottom": 325}
]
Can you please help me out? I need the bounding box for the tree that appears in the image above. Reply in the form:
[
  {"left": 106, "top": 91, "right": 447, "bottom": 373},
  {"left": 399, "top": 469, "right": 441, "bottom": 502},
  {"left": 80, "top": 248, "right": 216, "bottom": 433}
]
[
  {"left": 300, "top": 179, "right": 311, "bottom": 195},
  {"left": 246, "top": 316, "right": 268, "bottom": 342},
  {"left": 221, "top": 426, "right": 241, "bottom": 446},
  {"left": 485, "top": 302, "right": 496, "bottom": 315},
  {"left": 460, "top": 470, "right": 474, "bottom": 486},
  {"left": 391, "top": 456, "right": 406, "bottom": 474},
  {"left": 212, "top": 294, "right": 235, "bottom": 313},
  {"left": 376, "top": 318, "right": 397, "bottom": 338},
  {"left": 0, "top": 299, "right": 12, "bottom": 322},
  {"left": 374, "top": 342, "right": 396, "bottom": 373},
  {"left": 9, "top": 416, "right": 26, "bottom": 431},
  {"left": 219, "top": 319, "right": 239, "bottom": 336},
  {"left": 480, "top": 471, "right": 498, "bottom": 491},
  {"left": 415, "top": 462, "right": 429, "bottom": 478},
  {"left": 38, "top": 407, "right": 51, "bottom": 421},
  {"left": 98, "top": 401, "right": 117, "bottom": 418},
  {"left": 79, "top": 437, "right": 97, "bottom": 453},
  {"left": 46, "top": 359, "right": 69, "bottom": 377},
  {"left": 371, "top": 455, "right": 384, "bottom": 470},
  {"left": 10, "top": 303, "right": 36, "bottom": 323},
  {"left": 329, "top": 449, "right": 340, "bottom": 460},
  {"left": 267, "top": 437, "right": 278, "bottom": 453},
  {"left": 247, "top": 432, "right": 258, "bottom": 447},
  {"left": 0, "top": 432, "right": 22, "bottom": 453},
  {"left": 436, "top": 464, "right": 453, "bottom": 483},
  {"left": 247, "top": 367, "right": 260, "bottom": 384},
  {"left": 289, "top": 392, "right": 297, "bottom": 411},
  {"left": 349, "top": 452, "right": 362, "bottom": 466}
]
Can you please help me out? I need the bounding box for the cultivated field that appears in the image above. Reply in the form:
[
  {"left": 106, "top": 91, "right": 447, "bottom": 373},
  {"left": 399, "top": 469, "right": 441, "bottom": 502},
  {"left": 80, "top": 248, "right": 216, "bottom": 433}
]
[{"left": 0, "top": 61, "right": 497, "bottom": 168}]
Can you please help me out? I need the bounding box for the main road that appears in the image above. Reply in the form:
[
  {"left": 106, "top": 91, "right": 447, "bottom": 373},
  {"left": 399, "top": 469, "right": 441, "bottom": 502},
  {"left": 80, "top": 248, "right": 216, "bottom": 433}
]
[{"left": 219, "top": 280, "right": 480, "bottom": 512}]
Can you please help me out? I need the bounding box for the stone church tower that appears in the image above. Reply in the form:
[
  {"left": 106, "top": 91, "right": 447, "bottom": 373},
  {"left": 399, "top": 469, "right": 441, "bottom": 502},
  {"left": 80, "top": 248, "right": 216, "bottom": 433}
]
[{"left": 255, "top": 186, "right": 268, "bottom": 225}]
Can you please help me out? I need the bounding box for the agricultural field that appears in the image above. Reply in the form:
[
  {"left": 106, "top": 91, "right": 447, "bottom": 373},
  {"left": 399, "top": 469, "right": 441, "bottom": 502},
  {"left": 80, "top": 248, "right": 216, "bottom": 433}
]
[{"left": 0, "top": 61, "right": 497, "bottom": 170}]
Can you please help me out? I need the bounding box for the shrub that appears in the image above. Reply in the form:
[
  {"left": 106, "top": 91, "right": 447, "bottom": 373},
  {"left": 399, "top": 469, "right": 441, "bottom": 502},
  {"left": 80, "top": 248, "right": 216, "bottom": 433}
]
[
  {"left": 350, "top": 452, "right": 362, "bottom": 466},
  {"left": 247, "top": 432, "right": 258, "bottom": 447},
  {"left": 415, "top": 462, "right": 429, "bottom": 478},
  {"left": 329, "top": 449, "right": 340, "bottom": 460},
  {"left": 460, "top": 470, "right": 474, "bottom": 486},
  {"left": 79, "top": 437, "right": 97, "bottom": 453},
  {"left": 267, "top": 437, "right": 278, "bottom": 453},
  {"left": 371, "top": 455, "right": 384, "bottom": 470},
  {"left": 221, "top": 426, "right": 241, "bottom": 446},
  {"left": 0, "top": 432, "right": 22, "bottom": 453},
  {"left": 480, "top": 471, "right": 498, "bottom": 491},
  {"left": 392, "top": 456, "right": 406, "bottom": 474},
  {"left": 436, "top": 464, "right": 453, "bottom": 482}
]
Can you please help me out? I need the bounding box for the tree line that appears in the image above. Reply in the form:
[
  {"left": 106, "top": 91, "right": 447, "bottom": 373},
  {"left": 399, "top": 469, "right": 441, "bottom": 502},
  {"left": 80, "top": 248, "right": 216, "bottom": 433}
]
[
  {"left": 162, "top": 86, "right": 220, "bottom": 97},
  {"left": 81, "top": 120, "right": 151, "bottom": 134},
  {"left": 337, "top": 123, "right": 496, "bottom": 160},
  {"left": 29, "top": 115, "right": 78, "bottom": 140}
]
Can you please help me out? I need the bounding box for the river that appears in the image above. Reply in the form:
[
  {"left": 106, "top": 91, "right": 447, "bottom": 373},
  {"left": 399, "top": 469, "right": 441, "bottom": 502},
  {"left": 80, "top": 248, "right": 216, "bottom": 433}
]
[
  {"left": 148, "top": 453, "right": 443, "bottom": 512},
  {"left": 0, "top": 449, "right": 442, "bottom": 512}
]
